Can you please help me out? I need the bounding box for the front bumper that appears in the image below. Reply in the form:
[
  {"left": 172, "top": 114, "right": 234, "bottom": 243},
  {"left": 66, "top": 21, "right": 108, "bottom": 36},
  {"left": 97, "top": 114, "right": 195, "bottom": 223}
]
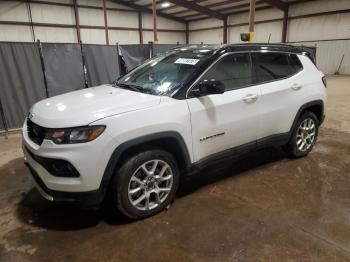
[
  {"left": 22, "top": 118, "right": 118, "bottom": 206},
  {"left": 25, "top": 163, "right": 104, "bottom": 207}
]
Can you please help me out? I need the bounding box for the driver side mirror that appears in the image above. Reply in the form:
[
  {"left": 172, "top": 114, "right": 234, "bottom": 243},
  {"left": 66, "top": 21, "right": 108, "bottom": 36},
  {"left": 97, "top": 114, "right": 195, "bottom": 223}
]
[{"left": 192, "top": 79, "right": 225, "bottom": 97}]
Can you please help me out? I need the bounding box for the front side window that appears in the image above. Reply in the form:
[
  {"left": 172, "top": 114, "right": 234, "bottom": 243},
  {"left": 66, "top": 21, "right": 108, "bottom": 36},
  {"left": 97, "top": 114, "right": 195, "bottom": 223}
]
[
  {"left": 114, "top": 51, "right": 213, "bottom": 96},
  {"left": 200, "top": 53, "right": 252, "bottom": 92},
  {"left": 252, "top": 52, "right": 303, "bottom": 84}
]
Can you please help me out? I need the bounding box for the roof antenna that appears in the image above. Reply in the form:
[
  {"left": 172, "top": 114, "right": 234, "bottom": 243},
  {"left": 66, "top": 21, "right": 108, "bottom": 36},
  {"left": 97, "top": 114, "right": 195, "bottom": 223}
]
[{"left": 268, "top": 33, "right": 271, "bottom": 43}]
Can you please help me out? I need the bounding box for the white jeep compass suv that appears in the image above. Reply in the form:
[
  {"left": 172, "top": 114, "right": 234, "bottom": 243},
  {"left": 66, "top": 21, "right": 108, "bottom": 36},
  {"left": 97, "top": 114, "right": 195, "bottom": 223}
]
[{"left": 23, "top": 44, "right": 326, "bottom": 219}]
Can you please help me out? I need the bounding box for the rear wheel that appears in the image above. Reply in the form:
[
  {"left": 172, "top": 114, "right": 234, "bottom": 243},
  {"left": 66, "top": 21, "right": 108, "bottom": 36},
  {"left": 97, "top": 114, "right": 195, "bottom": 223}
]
[
  {"left": 111, "top": 149, "right": 179, "bottom": 219},
  {"left": 284, "top": 111, "right": 319, "bottom": 158}
]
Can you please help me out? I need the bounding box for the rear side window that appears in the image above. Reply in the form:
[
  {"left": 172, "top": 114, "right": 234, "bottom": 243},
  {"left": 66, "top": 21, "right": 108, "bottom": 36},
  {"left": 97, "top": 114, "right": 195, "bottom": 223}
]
[{"left": 252, "top": 52, "right": 303, "bottom": 84}]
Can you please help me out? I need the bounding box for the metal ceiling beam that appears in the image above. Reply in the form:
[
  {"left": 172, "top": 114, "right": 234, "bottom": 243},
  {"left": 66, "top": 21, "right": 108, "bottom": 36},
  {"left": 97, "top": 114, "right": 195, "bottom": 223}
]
[
  {"left": 171, "top": 0, "right": 257, "bottom": 17},
  {"left": 166, "top": 0, "right": 226, "bottom": 20},
  {"left": 204, "top": 0, "right": 246, "bottom": 9},
  {"left": 157, "top": 0, "right": 208, "bottom": 14},
  {"left": 187, "top": 5, "right": 271, "bottom": 22},
  {"left": 145, "top": 0, "right": 206, "bottom": 11},
  {"left": 179, "top": 13, "right": 209, "bottom": 19},
  {"left": 171, "top": 9, "right": 198, "bottom": 16},
  {"left": 145, "top": 0, "right": 166, "bottom": 8},
  {"left": 213, "top": 1, "right": 265, "bottom": 14},
  {"left": 183, "top": 15, "right": 208, "bottom": 21},
  {"left": 260, "top": 0, "right": 288, "bottom": 10},
  {"left": 179, "top": 1, "right": 265, "bottom": 19},
  {"left": 112, "top": 0, "right": 186, "bottom": 23},
  {"left": 171, "top": 0, "right": 265, "bottom": 18}
]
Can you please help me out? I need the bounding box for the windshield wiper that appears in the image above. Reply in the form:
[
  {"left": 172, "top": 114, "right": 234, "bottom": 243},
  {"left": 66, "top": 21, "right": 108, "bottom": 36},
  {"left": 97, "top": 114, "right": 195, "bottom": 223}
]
[{"left": 116, "top": 83, "right": 144, "bottom": 93}]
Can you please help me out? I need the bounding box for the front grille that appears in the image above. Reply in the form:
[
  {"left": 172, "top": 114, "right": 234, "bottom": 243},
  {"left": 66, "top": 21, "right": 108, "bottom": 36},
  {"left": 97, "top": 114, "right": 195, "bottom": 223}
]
[{"left": 27, "top": 118, "right": 47, "bottom": 145}]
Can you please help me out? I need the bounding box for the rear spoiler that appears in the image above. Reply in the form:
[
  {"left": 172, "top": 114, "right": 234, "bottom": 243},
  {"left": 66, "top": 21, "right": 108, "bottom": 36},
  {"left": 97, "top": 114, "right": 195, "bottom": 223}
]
[{"left": 299, "top": 45, "right": 317, "bottom": 64}]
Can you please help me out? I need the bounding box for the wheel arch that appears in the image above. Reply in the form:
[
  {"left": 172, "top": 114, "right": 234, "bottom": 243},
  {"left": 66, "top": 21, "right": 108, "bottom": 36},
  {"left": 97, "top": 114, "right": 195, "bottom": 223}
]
[
  {"left": 290, "top": 100, "right": 324, "bottom": 133},
  {"left": 99, "top": 131, "right": 192, "bottom": 192}
]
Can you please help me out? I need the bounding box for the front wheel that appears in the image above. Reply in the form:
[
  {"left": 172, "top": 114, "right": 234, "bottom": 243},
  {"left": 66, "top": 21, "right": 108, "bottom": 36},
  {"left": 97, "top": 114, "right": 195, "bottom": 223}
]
[
  {"left": 111, "top": 149, "right": 179, "bottom": 219},
  {"left": 284, "top": 111, "right": 319, "bottom": 158}
]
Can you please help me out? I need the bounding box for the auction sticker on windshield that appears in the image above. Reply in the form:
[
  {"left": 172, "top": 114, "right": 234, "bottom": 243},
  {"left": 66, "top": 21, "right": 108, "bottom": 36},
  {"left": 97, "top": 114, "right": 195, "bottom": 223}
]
[{"left": 174, "top": 58, "right": 200, "bottom": 65}]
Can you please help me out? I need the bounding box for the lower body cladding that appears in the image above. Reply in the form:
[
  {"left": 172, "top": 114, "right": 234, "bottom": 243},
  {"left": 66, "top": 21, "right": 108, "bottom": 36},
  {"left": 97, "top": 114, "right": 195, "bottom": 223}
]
[{"left": 22, "top": 130, "right": 116, "bottom": 208}]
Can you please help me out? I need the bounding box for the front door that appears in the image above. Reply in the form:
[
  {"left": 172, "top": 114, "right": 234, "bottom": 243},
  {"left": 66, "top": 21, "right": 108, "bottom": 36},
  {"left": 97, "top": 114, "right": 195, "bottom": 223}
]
[{"left": 186, "top": 53, "right": 261, "bottom": 162}]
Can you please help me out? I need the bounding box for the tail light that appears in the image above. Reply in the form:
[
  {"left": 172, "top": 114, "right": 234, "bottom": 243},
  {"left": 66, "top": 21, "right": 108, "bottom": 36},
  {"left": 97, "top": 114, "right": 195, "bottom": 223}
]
[{"left": 322, "top": 76, "right": 327, "bottom": 88}]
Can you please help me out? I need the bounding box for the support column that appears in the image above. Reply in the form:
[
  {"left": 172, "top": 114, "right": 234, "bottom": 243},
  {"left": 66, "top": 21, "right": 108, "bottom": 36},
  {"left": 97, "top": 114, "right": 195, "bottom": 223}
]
[
  {"left": 282, "top": 7, "right": 289, "bottom": 43},
  {"left": 248, "top": 0, "right": 256, "bottom": 43},
  {"left": 73, "top": 0, "right": 81, "bottom": 43},
  {"left": 25, "top": 0, "right": 35, "bottom": 42},
  {"left": 223, "top": 17, "right": 228, "bottom": 44},
  {"left": 102, "top": 0, "right": 109, "bottom": 44},
  {"left": 152, "top": 0, "right": 158, "bottom": 43},
  {"left": 186, "top": 22, "right": 189, "bottom": 44},
  {"left": 138, "top": 12, "right": 143, "bottom": 44},
  {"left": 0, "top": 96, "right": 8, "bottom": 138}
]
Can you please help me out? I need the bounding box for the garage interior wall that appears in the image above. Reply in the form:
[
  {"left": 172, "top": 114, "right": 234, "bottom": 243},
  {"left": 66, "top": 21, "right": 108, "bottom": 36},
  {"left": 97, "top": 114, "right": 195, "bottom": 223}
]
[
  {"left": 0, "top": 0, "right": 186, "bottom": 44},
  {"left": 0, "top": 0, "right": 349, "bottom": 74},
  {"left": 189, "top": 0, "right": 350, "bottom": 74}
]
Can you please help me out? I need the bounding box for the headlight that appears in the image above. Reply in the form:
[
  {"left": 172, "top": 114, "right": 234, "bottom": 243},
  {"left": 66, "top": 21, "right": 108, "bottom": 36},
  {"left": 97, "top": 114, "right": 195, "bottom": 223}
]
[{"left": 45, "top": 126, "right": 105, "bottom": 144}]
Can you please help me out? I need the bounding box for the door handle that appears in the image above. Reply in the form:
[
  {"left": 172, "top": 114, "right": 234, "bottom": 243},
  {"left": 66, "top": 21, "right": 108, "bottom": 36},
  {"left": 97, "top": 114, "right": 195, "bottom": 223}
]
[
  {"left": 242, "top": 94, "right": 258, "bottom": 103},
  {"left": 291, "top": 83, "right": 302, "bottom": 91}
]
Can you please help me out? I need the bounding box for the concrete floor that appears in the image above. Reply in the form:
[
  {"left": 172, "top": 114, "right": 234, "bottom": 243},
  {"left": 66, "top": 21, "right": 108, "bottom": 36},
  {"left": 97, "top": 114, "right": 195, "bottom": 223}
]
[{"left": 1, "top": 75, "right": 350, "bottom": 261}]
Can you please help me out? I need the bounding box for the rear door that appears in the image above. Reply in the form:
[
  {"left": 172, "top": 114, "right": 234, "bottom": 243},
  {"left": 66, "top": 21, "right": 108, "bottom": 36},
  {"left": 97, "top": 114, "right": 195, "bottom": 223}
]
[
  {"left": 251, "top": 52, "right": 304, "bottom": 140},
  {"left": 186, "top": 53, "right": 261, "bottom": 162}
]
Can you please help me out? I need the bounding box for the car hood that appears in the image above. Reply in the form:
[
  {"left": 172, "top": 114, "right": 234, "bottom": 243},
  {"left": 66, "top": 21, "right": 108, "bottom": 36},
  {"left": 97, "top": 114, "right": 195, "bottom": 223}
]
[{"left": 30, "top": 85, "right": 161, "bottom": 128}]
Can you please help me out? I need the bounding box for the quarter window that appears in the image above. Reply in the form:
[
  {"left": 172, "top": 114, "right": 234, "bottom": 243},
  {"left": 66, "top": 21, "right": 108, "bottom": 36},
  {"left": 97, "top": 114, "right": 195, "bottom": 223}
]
[
  {"left": 289, "top": 54, "right": 303, "bottom": 74},
  {"left": 200, "top": 53, "right": 252, "bottom": 92}
]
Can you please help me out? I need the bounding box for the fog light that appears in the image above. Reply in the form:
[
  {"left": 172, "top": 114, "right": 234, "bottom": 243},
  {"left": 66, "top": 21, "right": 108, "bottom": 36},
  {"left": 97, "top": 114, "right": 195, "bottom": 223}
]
[
  {"left": 24, "top": 146, "right": 80, "bottom": 178},
  {"left": 50, "top": 160, "right": 80, "bottom": 177}
]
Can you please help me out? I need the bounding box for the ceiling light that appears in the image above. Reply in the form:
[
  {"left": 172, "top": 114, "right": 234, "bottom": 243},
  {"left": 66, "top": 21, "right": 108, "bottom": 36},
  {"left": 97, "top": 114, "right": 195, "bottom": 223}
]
[{"left": 161, "top": 2, "right": 171, "bottom": 8}]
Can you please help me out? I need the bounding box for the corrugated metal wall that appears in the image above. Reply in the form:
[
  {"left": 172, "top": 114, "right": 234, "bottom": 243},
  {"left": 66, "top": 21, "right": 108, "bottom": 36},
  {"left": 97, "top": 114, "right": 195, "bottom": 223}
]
[
  {"left": 292, "top": 40, "right": 350, "bottom": 75},
  {"left": 188, "top": 0, "right": 350, "bottom": 74},
  {"left": 0, "top": 0, "right": 186, "bottom": 44},
  {"left": 0, "top": 0, "right": 349, "bottom": 74}
]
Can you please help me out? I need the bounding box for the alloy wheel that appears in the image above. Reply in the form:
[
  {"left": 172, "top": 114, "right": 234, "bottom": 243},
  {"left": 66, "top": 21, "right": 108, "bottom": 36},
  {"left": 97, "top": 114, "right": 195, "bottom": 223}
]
[
  {"left": 296, "top": 118, "right": 316, "bottom": 152},
  {"left": 128, "top": 160, "right": 173, "bottom": 211}
]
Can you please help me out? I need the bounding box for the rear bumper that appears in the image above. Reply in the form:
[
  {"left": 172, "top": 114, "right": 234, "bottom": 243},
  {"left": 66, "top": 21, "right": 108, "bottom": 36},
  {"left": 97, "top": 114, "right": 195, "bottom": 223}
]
[{"left": 25, "top": 162, "right": 105, "bottom": 208}]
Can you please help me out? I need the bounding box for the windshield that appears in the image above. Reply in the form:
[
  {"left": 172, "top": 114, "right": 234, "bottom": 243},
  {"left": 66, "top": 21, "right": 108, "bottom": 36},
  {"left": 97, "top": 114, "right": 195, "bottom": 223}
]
[{"left": 113, "top": 50, "right": 213, "bottom": 96}]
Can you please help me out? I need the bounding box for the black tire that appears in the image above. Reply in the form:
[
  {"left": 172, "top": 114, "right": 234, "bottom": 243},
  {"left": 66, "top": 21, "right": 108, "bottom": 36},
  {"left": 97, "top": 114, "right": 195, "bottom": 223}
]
[
  {"left": 283, "top": 111, "right": 319, "bottom": 158},
  {"left": 111, "top": 149, "right": 179, "bottom": 219}
]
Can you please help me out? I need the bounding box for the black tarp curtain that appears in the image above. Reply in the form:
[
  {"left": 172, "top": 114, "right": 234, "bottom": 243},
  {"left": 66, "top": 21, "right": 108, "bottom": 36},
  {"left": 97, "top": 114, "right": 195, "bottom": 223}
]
[
  {"left": 0, "top": 42, "right": 180, "bottom": 130},
  {"left": 118, "top": 43, "right": 184, "bottom": 71}
]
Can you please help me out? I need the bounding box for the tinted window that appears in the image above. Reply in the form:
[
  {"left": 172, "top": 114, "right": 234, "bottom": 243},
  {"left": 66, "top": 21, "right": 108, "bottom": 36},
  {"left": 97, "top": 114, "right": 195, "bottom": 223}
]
[
  {"left": 289, "top": 54, "right": 303, "bottom": 74},
  {"left": 201, "top": 53, "right": 252, "bottom": 91},
  {"left": 252, "top": 52, "right": 293, "bottom": 83}
]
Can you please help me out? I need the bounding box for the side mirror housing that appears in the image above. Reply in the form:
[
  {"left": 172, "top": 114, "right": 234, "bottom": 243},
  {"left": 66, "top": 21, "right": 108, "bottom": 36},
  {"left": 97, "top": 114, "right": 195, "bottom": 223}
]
[{"left": 193, "top": 79, "right": 225, "bottom": 96}]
